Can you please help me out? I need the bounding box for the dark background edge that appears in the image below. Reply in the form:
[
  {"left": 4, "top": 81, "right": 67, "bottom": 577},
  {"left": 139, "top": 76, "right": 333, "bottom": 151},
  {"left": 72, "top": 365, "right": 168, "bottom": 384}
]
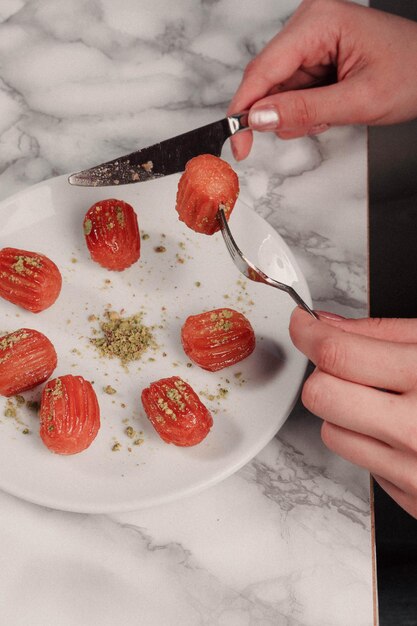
[{"left": 369, "top": 1, "right": 417, "bottom": 624}]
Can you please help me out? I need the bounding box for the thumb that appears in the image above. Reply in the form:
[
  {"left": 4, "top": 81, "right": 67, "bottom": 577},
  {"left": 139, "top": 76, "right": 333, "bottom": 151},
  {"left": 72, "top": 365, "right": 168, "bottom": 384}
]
[
  {"left": 316, "top": 311, "right": 417, "bottom": 344},
  {"left": 248, "top": 78, "right": 366, "bottom": 134}
]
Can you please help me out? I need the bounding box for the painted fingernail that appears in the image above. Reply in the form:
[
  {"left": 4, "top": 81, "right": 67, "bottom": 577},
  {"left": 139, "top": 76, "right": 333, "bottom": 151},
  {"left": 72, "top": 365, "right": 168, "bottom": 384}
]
[
  {"left": 249, "top": 106, "right": 280, "bottom": 130},
  {"left": 315, "top": 310, "right": 346, "bottom": 321},
  {"left": 308, "top": 123, "right": 330, "bottom": 135}
]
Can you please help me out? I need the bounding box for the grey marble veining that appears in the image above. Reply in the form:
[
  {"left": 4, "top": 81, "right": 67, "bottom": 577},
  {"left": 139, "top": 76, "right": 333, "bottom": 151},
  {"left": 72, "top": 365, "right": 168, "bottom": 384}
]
[{"left": 0, "top": 1, "right": 373, "bottom": 625}]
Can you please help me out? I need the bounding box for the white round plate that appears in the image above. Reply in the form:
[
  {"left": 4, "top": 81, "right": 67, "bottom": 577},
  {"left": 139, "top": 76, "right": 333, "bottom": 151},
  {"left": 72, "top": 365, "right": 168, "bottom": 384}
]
[{"left": 0, "top": 174, "right": 311, "bottom": 513}]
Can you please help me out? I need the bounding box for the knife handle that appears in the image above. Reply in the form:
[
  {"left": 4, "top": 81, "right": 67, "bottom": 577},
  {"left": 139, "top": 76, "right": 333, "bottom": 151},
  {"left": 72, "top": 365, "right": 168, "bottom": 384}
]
[{"left": 227, "top": 111, "right": 250, "bottom": 136}]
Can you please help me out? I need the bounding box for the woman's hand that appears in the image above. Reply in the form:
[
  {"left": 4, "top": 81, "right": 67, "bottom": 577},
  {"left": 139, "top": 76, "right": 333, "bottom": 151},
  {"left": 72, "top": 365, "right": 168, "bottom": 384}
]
[
  {"left": 228, "top": 0, "right": 417, "bottom": 160},
  {"left": 290, "top": 307, "right": 417, "bottom": 518}
]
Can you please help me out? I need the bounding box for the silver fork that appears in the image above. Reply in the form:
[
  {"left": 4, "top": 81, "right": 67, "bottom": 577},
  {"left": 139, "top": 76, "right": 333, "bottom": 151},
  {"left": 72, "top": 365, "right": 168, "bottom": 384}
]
[{"left": 217, "top": 207, "right": 318, "bottom": 319}]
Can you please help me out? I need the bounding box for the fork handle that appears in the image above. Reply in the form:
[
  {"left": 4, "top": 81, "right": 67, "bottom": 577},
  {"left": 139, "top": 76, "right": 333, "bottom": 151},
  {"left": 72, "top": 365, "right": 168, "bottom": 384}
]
[
  {"left": 227, "top": 112, "right": 250, "bottom": 136},
  {"left": 284, "top": 285, "right": 318, "bottom": 319},
  {"left": 267, "top": 278, "right": 318, "bottom": 319}
]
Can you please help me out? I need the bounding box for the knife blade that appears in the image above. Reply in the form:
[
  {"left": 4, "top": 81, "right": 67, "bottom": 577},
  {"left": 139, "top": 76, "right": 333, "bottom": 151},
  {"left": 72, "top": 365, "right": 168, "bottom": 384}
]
[{"left": 68, "top": 112, "right": 249, "bottom": 187}]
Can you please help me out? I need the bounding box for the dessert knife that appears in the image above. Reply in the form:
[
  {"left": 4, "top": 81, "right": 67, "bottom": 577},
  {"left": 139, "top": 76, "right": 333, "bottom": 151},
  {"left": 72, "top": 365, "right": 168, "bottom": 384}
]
[{"left": 68, "top": 112, "right": 249, "bottom": 187}]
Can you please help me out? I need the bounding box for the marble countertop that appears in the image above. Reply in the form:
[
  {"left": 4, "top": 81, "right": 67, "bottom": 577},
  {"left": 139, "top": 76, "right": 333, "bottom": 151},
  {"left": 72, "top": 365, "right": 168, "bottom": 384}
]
[{"left": 0, "top": 1, "right": 374, "bottom": 625}]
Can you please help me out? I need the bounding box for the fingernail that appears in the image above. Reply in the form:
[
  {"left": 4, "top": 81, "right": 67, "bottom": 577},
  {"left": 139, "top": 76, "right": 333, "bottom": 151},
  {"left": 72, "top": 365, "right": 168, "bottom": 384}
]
[
  {"left": 308, "top": 123, "right": 330, "bottom": 135},
  {"left": 249, "top": 106, "right": 280, "bottom": 130},
  {"left": 315, "top": 310, "right": 346, "bottom": 321},
  {"left": 230, "top": 139, "right": 239, "bottom": 161},
  {"left": 230, "top": 139, "right": 244, "bottom": 162}
]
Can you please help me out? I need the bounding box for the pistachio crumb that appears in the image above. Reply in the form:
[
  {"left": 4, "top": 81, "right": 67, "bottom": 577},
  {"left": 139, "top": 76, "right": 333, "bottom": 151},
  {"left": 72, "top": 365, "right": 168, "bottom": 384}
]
[
  {"left": 90, "top": 310, "right": 156, "bottom": 365},
  {"left": 4, "top": 400, "right": 17, "bottom": 419},
  {"left": 26, "top": 400, "right": 40, "bottom": 412},
  {"left": 12, "top": 255, "right": 42, "bottom": 275},
  {"left": 48, "top": 378, "right": 63, "bottom": 398},
  {"left": 125, "top": 426, "right": 136, "bottom": 439},
  {"left": 141, "top": 161, "right": 153, "bottom": 172},
  {"left": 116, "top": 206, "right": 125, "bottom": 227},
  {"left": 84, "top": 219, "right": 93, "bottom": 236}
]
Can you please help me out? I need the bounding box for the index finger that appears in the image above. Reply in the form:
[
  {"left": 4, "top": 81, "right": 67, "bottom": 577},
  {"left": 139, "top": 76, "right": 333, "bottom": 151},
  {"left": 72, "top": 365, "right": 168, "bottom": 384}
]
[
  {"left": 227, "top": 30, "right": 303, "bottom": 116},
  {"left": 227, "top": 31, "right": 303, "bottom": 160},
  {"left": 289, "top": 308, "right": 417, "bottom": 393},
  {"left": 316, "top": 313, "right": 417, "bottom": 343}
]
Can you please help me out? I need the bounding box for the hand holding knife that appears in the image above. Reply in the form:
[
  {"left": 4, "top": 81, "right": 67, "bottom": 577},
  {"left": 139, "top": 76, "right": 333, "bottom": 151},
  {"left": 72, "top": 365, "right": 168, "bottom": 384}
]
[{"left": 68, "top": 112, "right": 249, "bottom": 187}]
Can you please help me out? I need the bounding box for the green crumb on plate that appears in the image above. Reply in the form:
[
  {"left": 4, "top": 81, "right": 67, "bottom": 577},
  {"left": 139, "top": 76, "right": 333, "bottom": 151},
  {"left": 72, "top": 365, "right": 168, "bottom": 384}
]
[{"left": 90, "top": 310, "right": 156, "bottom": 365}]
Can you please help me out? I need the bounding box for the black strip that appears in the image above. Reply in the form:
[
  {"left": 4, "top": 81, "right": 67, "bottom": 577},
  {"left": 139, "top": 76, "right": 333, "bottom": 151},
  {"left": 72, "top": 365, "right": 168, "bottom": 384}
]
[{"left": 369, "top": 1, "right": 417, "bottom": 624}]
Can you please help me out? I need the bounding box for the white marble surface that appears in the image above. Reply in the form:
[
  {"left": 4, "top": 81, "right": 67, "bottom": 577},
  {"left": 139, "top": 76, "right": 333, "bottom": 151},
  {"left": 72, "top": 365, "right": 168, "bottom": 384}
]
[{"left": 0, "top": 1, "right": 374, "bottom": 625}]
